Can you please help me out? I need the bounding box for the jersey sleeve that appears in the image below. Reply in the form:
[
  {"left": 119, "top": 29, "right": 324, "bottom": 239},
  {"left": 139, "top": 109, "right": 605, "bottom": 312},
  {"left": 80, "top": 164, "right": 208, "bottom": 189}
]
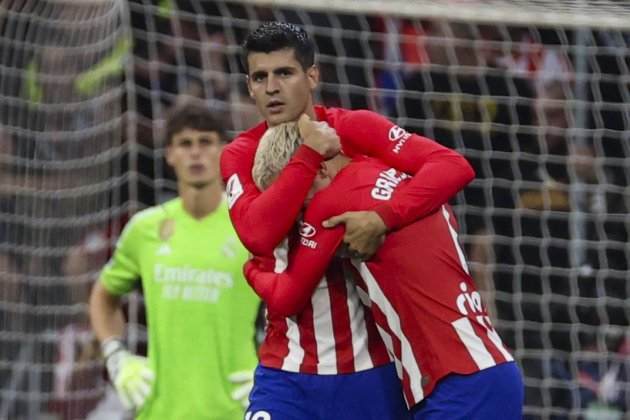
[
  {"left": 243, "top": 194, "right": 344, "bottom": 317},
  {"left": 220, "top": 137, "right": 325, "bottom": 257},
  {"left": 336, "top": 109, "right": 475, "bottom": 230},
  {"left": 99, "top": 216, "right": 142, "bottom": 296}
]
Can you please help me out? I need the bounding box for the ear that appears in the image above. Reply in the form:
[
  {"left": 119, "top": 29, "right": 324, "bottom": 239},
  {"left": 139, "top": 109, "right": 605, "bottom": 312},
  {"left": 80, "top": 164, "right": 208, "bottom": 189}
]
[
  {"left": 165, "top": 145, "right": 175, "bottom": 167},
  {"left": 306, "top": 65, "right": 320, "bottom": 91},
  {"left": 246, "top": 76, "right": 254, "bottom": 98}
]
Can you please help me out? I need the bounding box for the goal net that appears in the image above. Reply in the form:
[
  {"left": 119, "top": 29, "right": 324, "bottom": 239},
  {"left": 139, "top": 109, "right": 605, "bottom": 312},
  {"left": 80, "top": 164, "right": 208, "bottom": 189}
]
[
  {"left": 0, "top": 0, "right": 129, "bottom": 418},
  {"left": 2, "top": 0, "right": 629, "bottom": 418},
  {"left": 128, "top": 1, "right": 630, "bottom": 418},
  {"left": 126, "top": 1, "right": 629, "bottom": 417}
]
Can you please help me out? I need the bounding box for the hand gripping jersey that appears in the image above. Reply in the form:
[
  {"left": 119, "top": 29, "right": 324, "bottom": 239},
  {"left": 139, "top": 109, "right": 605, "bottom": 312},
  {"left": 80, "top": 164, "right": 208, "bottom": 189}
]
[
  {"left": 244, "top": 157, "right": 513, "bottom": 408},
  {"left": 220, "top": 106, "right": 475, "bottom": 375},
  {"left": 100, "top": 198, "right": 260, "bottom": 420}
]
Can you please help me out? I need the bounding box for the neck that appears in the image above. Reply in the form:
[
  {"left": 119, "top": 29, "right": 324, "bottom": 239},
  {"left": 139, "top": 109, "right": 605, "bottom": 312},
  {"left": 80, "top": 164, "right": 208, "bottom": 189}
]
[
  {"left": 305, "top": 102, "right": 317, "bottom": 120},
  {"left": 178, "top": 181, "right": 223, "bottom": 219}
]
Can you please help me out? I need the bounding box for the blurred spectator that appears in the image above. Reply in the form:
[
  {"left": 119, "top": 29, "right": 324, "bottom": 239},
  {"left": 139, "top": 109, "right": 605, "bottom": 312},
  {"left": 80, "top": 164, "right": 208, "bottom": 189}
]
[
  {"left": 0, "top": 248, "right": 22, "bottom": 392},
  {"left": 47, "top": 232, "right": 111, "bottom": 420},
  {"left": 469, "top": 78, "right": 628, "bottom": 416},
  {"left": 400, "top": 21, "right": 534, "bottom": 279}
]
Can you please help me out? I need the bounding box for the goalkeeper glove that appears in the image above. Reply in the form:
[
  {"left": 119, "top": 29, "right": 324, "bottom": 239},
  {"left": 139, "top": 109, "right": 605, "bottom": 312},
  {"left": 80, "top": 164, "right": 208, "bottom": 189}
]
[
  {"left": 102, "top": 338, "right": 155, "bottom": 411},
  {"left": 228, "top": 370, "right": 254, "bottom": 408}
]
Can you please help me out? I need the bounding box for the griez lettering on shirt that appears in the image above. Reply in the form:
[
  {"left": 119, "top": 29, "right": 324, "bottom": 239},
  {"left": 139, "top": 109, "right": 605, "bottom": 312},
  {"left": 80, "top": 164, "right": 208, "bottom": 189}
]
[{"left": 371, "top": 168, "right": 410, "bottom": 201}]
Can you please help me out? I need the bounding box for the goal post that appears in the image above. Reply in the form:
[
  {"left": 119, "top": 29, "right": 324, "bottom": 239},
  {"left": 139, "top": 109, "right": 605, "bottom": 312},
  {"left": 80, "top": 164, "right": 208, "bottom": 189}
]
[{"left": 0, "top": 0, "right": 130, "bottom": 418}]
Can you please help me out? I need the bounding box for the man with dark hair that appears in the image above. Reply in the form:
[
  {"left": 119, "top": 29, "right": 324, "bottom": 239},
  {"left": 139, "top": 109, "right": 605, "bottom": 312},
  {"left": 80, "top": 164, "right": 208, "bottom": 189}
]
[
  {"left": 220, "top": 21, "right": 475, "bottom": 419},
  {"left": 90, "top": 103, "right": 260, "bottom": 419},
  {"left": 164, "top": 103, "right": 227, "bottom": 145}
]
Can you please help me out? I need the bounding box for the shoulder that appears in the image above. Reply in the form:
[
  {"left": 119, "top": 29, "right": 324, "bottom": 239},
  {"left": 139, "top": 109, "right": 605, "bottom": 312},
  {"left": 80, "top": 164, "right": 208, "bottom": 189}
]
[
  {"left": 323, "top": 106, "right": 381, "bottom": 128},
  {"left": 114, "top": 204, "right": 165, "bottom": 248},
  {"left": 222, "top": 122, "right": 267, "bottom": 157},
  {"left": 128, "top": 205, "right": 166, "bottom": 227},
  {"left": 124, "top": 201, "right": 173, "bottom": 234}
]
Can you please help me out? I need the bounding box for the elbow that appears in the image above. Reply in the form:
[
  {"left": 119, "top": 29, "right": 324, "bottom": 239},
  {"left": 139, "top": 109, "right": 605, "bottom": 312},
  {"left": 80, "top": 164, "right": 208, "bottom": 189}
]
[
  {"left": 460, "top": 156, "right": 475, "bottom": 185},
  {"left": 240, "top": 236, "right": 275, "bottom": 258},
  {"left": 446, "top": 151, "right": 475, "bottom": 186}
]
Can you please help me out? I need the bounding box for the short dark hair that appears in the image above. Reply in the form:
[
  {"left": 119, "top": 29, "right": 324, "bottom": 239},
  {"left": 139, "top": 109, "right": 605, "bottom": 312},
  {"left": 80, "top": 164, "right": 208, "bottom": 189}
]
[
  {"left": 165, "top": 103, "right": 227, "bottom": 144},
  {"left": 241, "top": 21, "right": 315, "bottom": 73}
]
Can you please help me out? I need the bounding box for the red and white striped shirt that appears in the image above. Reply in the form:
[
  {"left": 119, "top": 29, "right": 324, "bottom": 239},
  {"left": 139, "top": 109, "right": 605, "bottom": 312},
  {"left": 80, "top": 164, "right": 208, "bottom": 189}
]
[
  {"left": 258, "top": 242, "right": 391, "bottom": 374},
  {"left": 245, "top": 157, "right": 513, "bottom": 406},
  {"left": 221, "top": 105, "right": 474, "bottom": 375}
]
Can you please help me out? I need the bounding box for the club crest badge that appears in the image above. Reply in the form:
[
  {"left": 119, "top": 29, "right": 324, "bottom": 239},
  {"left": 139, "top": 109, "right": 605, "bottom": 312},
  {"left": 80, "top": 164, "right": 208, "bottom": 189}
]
[{"left": 159, "top": 218, "right": 175, "bottom": 241}]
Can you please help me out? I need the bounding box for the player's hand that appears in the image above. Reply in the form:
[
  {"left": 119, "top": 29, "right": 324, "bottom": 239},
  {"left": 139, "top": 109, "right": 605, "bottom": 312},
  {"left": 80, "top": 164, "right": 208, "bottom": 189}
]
[
  {"left": 228, "top": 370, "right": 255, "bottom": 408},
  {"left": 323, "top": 211, "right": 386, "bottom": 260},
  {"left": 102, "top": 339, "right": 155, "bottom": 411},
  {"left": 298, "top": 113, "right": 340, "bottom": 159}
]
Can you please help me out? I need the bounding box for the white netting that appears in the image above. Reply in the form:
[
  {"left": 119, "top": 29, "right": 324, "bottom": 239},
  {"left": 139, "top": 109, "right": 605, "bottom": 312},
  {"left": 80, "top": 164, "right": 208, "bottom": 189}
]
[
  {"left": 1, "top": 0, "right": 629, "bottom": 418},
  {"left": 127, "top": 2, "right": 629, "bottom": 419},
  {"left": 0, "top": 0, "right": 129, "bottom": 418}
]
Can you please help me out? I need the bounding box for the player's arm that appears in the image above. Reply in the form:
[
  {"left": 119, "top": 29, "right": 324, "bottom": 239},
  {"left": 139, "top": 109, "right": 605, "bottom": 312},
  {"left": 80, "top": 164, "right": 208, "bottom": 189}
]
[
  {"left": 90, "top": 218, "right": 140, "bottom": 343},
  {"left": 243, "top": 198, "right": 344, "bottom": 317},
  {"left": 220, "top": 117, "right": 338, "bottom": 256},
  {"left": 89, "top": 282, "right": 125, "bottom": 345},
  {"left": 336, "top": 109, "right": 475, "bottom": 230},
  {"left": 88, "top": 218, "right": 154, "bottom": 411}
]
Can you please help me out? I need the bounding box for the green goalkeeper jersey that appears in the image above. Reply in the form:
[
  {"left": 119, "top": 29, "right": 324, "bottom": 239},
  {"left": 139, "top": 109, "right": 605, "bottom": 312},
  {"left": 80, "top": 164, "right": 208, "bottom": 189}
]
[{"left": 100, "top": 197, "right": 259, "bottom": 420}]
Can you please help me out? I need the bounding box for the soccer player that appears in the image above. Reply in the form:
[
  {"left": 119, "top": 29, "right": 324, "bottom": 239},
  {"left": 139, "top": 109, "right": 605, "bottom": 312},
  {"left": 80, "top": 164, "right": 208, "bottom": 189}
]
[
  {"left": 247, "top": 123, "right": 524, "bottom": 419},
  {"left": 89, "top": 104, "right": 260, "bottom": 419},
  {"left": 220, "top": 22, "right": 475, "bottom": 419}
]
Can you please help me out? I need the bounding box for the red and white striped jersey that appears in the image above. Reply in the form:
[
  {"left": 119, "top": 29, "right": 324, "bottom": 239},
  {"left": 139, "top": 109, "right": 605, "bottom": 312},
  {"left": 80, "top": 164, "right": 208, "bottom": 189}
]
[
  {"left": 245, "top": 157, "right": 513, "bottom": 406},
  {"left": 257, "top": 237, "right": 392, "bottom": 374},
  {"left": 221, "top": 105, "right": 473, "bottom": 376}
]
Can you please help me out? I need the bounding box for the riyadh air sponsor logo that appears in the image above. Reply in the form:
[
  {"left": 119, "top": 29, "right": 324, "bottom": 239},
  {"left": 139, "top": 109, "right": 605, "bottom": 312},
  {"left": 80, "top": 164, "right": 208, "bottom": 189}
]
[
  {"left": 226, "top": 174, "right": 244, "bottom": 209},
  {"left": 299, "top": 222, "right": 317, "bottom": 249},
  {"left": 299, "top": 222, "right": 316, "bottom": 238},
  {"left": 388, "top": 125, "right": 412, "bottom": 154}
]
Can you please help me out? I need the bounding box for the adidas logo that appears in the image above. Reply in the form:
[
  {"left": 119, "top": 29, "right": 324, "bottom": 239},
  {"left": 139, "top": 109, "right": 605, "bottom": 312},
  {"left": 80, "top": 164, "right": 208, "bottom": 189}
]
[{"left": 156, "top": 243, "right": 172, "bottom": 256}]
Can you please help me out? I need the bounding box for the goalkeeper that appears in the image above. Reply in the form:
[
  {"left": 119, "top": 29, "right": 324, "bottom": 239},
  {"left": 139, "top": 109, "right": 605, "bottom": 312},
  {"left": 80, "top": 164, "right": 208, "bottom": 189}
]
[{"left": 89, "top": 104, "right": 260, "bottom": 419}]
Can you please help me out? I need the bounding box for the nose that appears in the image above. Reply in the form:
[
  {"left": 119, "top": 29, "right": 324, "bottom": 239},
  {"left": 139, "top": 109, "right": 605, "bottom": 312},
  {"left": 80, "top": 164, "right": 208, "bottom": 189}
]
[
  {"left": 189, "top": 142, "right": 202, "bottom": 157},
  {"left": 265, "top": 74, "right": 280, "bottom": 95}
]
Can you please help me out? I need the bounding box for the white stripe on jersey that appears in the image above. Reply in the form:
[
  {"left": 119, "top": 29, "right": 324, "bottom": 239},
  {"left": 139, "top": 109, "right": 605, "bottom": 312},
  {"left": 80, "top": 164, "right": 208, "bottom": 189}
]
[
  {"left": 376, "top": 324, "right": 400, "bottom": 377},
  {"left": 282, "top": 317, "right": 305, "bottom": 371},
  {"left": 451, "top": 317, "right": 496, "bottom": 369},
  {"left": 345, "top": 275, "right": 375, "bottom": 372},
  {"left": 311, "top": 278, "right": 338, "bottom": 374},
  {"left": 441, "top": 206, "right": 470, "bottom": 274},
  {"left": 483, "top": 317, "right": 514, "bottom": 362},
  {"left": 273, "top": 238, "right": 289, "bottom": 273},
  {"left": 354, "top": 261, "right": 424, "bottom": 402}
]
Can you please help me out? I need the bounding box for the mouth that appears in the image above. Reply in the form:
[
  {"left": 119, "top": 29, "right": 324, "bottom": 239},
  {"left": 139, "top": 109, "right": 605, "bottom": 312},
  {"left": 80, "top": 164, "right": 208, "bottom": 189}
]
[
  {"left": 266, "top": 100, "right": 285, "bottom": 114},
  {"left": 189, "top": 163, "right": 205, "bottom": 174}
]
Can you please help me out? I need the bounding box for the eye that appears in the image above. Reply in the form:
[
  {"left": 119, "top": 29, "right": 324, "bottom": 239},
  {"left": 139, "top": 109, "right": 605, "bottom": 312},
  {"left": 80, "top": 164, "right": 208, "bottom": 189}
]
[{"left": 251, "top": 73, "right": 266, "bottom": 83}]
